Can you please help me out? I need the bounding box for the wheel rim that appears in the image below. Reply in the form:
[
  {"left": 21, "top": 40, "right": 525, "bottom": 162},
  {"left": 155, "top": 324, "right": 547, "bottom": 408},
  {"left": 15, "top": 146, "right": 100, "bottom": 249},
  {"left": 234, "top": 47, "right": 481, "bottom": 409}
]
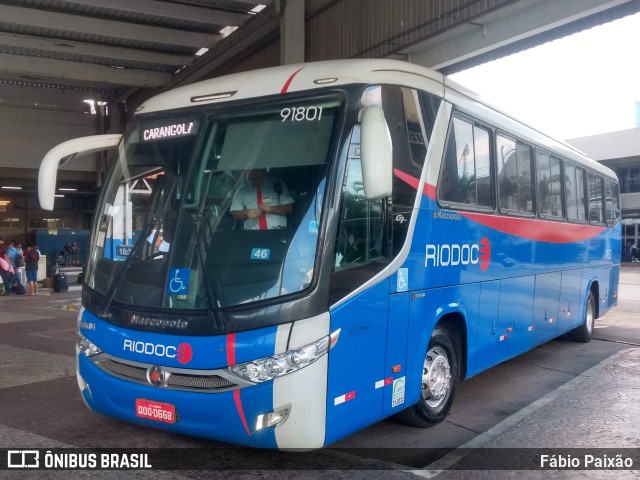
[
  {"left": 421, "top": 346, "right": 451, "bottom": 409},
  {"left": 585, "top": 297, "right": 595, "bottom": 334}
]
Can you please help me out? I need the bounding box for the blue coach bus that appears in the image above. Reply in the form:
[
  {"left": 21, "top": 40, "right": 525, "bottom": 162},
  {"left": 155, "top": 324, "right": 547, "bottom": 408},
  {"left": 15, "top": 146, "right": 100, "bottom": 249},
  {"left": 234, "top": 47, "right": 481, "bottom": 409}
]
[{"left": 39, "top": 59, "right": 620, "bottom": 449}]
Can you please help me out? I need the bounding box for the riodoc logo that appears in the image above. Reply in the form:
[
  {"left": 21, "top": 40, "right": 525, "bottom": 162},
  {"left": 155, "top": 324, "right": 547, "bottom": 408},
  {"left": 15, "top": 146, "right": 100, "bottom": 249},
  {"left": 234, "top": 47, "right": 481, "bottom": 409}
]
[
  {"left": 176, "top": 343, "right": 193, "bottom": 364},
  {"left": 425, "top": 237, "right": 491, "bottom": 271},
  {"left": 123, "top": 340, "right": 193, "bottom": 364}
]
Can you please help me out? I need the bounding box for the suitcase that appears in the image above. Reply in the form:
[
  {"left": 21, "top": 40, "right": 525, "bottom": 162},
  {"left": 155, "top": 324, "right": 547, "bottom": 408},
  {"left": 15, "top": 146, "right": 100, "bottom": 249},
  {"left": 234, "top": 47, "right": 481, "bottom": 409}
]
[{"left": 53, "top": 273, "right": 69, "bottom": 292}]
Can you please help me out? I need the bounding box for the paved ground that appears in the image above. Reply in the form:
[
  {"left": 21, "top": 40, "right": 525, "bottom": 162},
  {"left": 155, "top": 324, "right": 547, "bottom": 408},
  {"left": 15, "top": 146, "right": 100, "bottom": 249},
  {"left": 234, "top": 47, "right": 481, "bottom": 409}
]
[{"left": 0, "top": 266, "right": 638, "bottom": 479}]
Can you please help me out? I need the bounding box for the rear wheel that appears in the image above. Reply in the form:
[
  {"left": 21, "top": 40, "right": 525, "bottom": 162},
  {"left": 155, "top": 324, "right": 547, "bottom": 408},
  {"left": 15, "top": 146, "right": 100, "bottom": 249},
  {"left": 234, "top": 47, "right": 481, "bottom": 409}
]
[
  {"left": 572, "top": 292, "right": 596, "bottom": 343},
  {"left": 396, "top": 326, "right": 458, "bottom": 427}
]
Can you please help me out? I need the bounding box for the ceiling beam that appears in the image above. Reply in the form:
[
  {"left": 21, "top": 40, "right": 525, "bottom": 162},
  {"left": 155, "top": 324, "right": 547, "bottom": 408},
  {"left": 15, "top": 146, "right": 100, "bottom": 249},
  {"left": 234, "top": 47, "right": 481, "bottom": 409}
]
[
  {"left": 404, "top": 0, "right": 632, "bottom": 70},
  {"left": 168, "top": 10, "right": 280, "bottom": 88},
  {"left": 0, "top": 4, "right": 220, "bottom": 49},
  {"left": 0, "top": 33, "right": 193, "bottom": 67},
  {"left": 0, "top": 53, "right": 172, "bottom": 87},
  {"left": 60, "top": 0, "right": 250, "bottom": 26}
]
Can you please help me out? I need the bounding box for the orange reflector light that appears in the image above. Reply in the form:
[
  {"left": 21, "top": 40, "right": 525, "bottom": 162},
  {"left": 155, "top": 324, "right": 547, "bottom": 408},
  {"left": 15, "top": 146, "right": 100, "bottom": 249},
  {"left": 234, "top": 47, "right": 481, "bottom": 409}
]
[{"left": 392, "top": 365, "right": 401, "bottom": 373}]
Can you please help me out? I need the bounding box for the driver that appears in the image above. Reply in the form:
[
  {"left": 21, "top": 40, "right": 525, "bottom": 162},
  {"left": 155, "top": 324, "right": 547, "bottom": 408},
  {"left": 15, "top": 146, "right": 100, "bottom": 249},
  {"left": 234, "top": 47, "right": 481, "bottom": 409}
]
[{"left": 231, "top": 169, "right": 294, "bottom": 230}]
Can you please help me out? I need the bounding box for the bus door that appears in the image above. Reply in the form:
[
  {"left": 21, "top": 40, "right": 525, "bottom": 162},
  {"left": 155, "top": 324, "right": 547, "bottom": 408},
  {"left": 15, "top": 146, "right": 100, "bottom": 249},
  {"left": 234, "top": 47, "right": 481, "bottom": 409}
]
[{"left": 325, "top": 154, "right": 390, "bottom": 443}]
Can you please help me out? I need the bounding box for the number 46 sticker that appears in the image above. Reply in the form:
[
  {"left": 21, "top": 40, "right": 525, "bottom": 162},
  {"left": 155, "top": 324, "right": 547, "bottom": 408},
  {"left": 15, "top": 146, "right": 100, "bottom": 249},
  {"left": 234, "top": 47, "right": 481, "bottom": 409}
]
[{"left": 251, "top": 248, "right": 270, "bottom": 260}]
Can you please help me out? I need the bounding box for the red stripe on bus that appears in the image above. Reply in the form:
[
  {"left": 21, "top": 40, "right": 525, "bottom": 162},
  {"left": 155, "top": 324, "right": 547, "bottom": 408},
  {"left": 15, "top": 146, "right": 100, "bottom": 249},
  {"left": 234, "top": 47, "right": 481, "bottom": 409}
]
[
  {"left": 233, "top": 389, "right": 251, "bottom": 436},
  {"left": 460, "top": 211, "right": 605, "bottom": 243},
  {"left": 226, "top": 333, "right": 236, "bottom": 366},
  {"left": 281, "top": 67, "right": 304, "bottom": 94},
  {"left": 392, "top": 169, "right": 605, "bottom": 243}
]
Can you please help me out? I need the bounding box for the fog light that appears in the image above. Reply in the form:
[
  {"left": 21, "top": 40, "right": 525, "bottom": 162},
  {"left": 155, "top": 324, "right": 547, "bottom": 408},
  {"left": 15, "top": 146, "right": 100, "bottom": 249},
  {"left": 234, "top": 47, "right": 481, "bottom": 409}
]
[{"left": 255, "top": 407, "right": 290, "bottom": 432}]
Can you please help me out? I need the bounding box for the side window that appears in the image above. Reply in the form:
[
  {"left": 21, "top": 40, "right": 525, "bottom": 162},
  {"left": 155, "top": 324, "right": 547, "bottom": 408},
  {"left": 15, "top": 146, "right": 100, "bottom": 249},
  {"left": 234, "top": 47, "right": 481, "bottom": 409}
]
[
  {"left": 588, "top": 173, "right": 605, "bottom": 224},
  {"left": 497, "top": 134, "right": 533, "bottom": 214},
  {"left": 536, "top": 151, "right": 563, "bottom": 219},
  {"left": 439, "top": 116, "right": 492, "bottom": 209},
  {"left": 334, "top": 156, "right": 384, "bottom": 270},
  {"left": 391, "top": 87, "right": 438, "bottom": 255},
  {"left": 604, "top": 180, "right": 620, "bottom": 226},
  {"left": 565, "top": 163, "right": 587, "bottom": 222},
  {"left": 334, "top": 85, "right": 427, "bottom": 271}
]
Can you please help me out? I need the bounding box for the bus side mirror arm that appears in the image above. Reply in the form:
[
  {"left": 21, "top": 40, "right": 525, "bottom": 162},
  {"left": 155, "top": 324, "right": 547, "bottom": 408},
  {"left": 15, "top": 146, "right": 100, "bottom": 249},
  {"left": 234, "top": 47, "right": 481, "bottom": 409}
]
[
  {"left": 359, "top": 106, "right": 392, "bottom": 200},
  {"left": 39, "top": 134, "right": 122, "bottom": 210}
]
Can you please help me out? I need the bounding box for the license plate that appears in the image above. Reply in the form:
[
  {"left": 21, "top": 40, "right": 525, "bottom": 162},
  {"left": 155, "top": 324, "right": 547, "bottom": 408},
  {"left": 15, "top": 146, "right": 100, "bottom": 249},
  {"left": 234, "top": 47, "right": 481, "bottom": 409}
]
[{"left": 135, "top": 399, "right": 176, "bottom": 424}]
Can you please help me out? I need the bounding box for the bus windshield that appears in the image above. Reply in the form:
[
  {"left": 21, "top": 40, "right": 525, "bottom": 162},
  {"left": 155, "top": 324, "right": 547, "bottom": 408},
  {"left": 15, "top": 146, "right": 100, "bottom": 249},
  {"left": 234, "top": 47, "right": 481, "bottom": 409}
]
[{"left": 86, "top": 98, "right": 340, "bottom": 312}]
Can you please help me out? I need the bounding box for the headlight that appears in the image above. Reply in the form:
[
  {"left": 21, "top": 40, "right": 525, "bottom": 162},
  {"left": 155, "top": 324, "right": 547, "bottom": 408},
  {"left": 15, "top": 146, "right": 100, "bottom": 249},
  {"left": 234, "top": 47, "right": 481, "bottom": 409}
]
[
  {"left": 77, "top": 332, "right": 103, "bottom": 357},
  {"left": 228, "top": 329, "right": 340, "bottom": 383}
]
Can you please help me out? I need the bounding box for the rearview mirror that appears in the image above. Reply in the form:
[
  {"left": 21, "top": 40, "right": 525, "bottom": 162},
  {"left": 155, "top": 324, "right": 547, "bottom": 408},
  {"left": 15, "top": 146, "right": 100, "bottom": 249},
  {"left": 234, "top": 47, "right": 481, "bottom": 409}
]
[
  {"left": 39, "top": 134, "right": 122, "bottom": 210},
  {"left": 359, "top": 106, "right": 392, "bottom": 200}
]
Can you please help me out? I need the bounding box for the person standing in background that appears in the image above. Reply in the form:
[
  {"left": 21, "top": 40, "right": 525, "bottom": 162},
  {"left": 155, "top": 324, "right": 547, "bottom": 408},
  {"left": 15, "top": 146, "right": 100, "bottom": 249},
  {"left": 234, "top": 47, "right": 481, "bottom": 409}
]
[
  {"left": 25, "top": 243, "right": 40, "bottom": 296},
  {"left": 70, "top": 241, "right": 80, "bottom": 266},
  {"left": 7, "top": 240, "right": 25, "bottom": 290}
]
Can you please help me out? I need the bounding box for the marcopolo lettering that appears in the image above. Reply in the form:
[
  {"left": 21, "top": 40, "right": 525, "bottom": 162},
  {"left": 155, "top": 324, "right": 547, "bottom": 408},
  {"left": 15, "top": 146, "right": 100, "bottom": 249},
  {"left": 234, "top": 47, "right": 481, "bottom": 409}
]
[{"left": 130, "top": 315, "right": 189, "bottom": 330}]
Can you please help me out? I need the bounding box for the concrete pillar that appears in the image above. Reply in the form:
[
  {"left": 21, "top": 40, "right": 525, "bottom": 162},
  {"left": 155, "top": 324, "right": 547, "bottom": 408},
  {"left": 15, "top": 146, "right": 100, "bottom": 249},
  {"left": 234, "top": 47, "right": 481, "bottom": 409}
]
[{"left": 279, "top": 0, "right": 305, "bottom": 65}]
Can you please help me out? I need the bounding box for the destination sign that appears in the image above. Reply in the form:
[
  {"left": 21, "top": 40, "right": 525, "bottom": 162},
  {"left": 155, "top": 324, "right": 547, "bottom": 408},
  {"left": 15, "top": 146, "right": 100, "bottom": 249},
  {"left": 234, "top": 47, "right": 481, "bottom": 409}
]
[{"left": 142, "top": 121, "right": 198, "bottom": 141}]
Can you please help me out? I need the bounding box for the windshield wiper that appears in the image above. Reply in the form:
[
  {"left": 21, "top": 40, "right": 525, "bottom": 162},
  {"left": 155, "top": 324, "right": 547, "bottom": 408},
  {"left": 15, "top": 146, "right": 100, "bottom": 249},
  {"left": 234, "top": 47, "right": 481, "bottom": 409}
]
[
  {"left": 191, "top": 206, "right": 227, "bottom": 330},
  {"left": 98, "top": 217, "right": 161, "bottom": 318}
]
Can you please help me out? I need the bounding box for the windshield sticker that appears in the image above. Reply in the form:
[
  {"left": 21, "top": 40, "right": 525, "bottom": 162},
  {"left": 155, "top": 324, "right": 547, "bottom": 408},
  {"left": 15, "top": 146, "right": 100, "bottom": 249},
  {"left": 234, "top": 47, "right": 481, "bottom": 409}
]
[
  {"left": 142, "top": 121, "right": 197, "bottom": 141},
  {"left": 308, "top": 220, "right": 319, "bottom": 234},
  {"left": 116, "top": 244, "right": 133, "bottom": 258},
  {"left": 167, "top": 268, "right": 190, "bottom": 295},
  {"left": 397, "top": 268, "right": 408, "bottom": 292},
  {"left": 250, "top": 248, "right": 270, "bottom": 260}
]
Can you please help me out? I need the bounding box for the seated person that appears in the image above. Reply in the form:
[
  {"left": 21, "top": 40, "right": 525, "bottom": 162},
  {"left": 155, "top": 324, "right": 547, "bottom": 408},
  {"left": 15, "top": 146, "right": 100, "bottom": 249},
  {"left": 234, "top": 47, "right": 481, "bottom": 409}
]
[{"left": 231, "top": 169, "right": 294, "bottom": 230}]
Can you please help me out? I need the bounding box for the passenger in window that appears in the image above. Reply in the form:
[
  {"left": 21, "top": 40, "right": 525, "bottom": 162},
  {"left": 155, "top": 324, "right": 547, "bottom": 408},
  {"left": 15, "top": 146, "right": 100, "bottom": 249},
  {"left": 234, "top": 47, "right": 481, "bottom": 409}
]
[{"left": 231, "top": 169, "right": 294, "bottom": 230}]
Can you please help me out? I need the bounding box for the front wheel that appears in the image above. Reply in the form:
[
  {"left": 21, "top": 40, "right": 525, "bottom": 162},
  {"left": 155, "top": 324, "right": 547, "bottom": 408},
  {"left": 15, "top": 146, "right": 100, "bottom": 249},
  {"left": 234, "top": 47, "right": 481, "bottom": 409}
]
[
  {"left": 396, "top": 326, "right": 458, "bottom": 427},
  {"left": 572, "top": 292, "right": 596, "bottom": 343}
]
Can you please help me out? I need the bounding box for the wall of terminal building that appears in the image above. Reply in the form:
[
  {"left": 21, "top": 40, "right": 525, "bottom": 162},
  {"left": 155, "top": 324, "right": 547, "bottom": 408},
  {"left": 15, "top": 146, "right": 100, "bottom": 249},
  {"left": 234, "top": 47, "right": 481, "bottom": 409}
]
[
  {"left": 569, "top": 127, "right": 640, "bottom": 258},
  {"left": 0, "top": 83, "right": 103, "bottom": 245}
]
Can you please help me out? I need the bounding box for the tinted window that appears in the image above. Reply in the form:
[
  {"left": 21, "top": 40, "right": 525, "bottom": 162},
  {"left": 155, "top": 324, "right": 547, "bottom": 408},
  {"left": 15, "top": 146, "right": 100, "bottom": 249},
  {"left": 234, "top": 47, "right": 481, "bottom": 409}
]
[
  {"left": 536, "top": 151, "right": 563, "bottom": 218},
  {"left": 497, "top": 134, "right": 533, "bottom": 214},
  {"left": 588, "top": 173, "right": 604, "bottom": 224},
  {"left": 604, "top": 180, "right": 620, "bottom": 226},
  {"left": 565, "top": 163, "right": 587, "bottom": 222},
  {"left": 439, "top": 117, "right": 492, "bottom": 208}
]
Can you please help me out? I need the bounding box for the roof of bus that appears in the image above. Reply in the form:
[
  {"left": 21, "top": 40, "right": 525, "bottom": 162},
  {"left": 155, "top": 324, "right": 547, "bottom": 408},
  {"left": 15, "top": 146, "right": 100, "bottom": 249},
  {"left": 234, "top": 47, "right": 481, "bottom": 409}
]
[
  {"left": 135, "top": 59, "right": 444, "bottom": 114},
  {"left": 135, "top": 58, "right": 616, "bottom": 181}
]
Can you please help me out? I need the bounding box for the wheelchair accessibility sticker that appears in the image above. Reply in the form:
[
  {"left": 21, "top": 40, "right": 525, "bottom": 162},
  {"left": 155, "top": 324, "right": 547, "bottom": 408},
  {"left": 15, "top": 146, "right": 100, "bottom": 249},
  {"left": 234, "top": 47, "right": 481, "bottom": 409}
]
[{"left": 167, "top": 268, "right": 190, "bottom": 295}]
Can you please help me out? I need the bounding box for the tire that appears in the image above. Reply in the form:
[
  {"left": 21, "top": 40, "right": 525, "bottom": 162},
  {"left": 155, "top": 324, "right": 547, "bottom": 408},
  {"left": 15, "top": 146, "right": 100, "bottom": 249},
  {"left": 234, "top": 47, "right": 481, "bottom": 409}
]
[
  {"left": 396, "top": 326, "right": 458, "bottom": 427},
  {"left": 572, "top": 292, "right": 596, "bottom": 343}
]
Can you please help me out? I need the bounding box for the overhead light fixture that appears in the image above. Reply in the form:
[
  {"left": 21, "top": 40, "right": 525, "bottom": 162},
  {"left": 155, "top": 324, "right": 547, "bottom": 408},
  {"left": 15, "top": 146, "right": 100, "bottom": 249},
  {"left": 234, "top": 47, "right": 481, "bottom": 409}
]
[
  {"left": 314, "top": 78, "right": 338, "bottom": 84},
  {"left": 59, "top": 188, "right": 77, "bottom": 192},
  {"left": 55, "top": 194, "right": 65, "bottom": 198},
  {"left": 191, "top": 91, "right": 237, "bottom": 103},
  {"left": 1, "top": 186, "right": 22, "bottom": 190}
]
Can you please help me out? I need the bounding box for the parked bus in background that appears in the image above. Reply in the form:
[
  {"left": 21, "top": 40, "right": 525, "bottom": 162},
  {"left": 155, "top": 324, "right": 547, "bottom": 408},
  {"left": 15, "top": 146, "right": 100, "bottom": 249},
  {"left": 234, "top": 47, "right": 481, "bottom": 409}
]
[{"left": 39, "top": 59, "right": 621, "bottom": 449}]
